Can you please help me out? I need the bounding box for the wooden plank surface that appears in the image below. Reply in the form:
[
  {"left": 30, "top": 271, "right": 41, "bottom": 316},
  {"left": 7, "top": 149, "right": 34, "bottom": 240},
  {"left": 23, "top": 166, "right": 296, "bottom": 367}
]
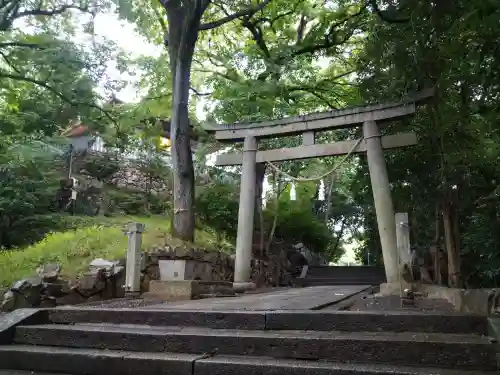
[{"left": 216, "top": 132, "right": 418, "bottom": 166}]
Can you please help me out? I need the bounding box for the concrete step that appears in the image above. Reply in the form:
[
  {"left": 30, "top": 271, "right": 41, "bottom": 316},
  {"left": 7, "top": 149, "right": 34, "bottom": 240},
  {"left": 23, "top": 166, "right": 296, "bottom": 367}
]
[
  {"left": 0, "top": 371, "right": 73, "bottom": 375},
  {"left": 0, "top": 346, "right": 497, "bottom": 375},
  {"left": 307, "top": 266, "right": 386, "bottom": 278},
  {"left": 48, "top": 307, "right": 267, "bottom": 330},
  {"left": 47, "top": 308, "right": 489, "bottom": 334},
  {"left": 13, "top": 324, "right": 497, "bottom": 370},
  {"left": 306, "top": 272, "right": 386, "bottom": 279},
  {"left": 299, "top": 278, "right": 384, "bottom": 284},
  {"left": 195, "top": 355, "right": 499, "bottom": 375},
  {"left": 264, "top": 310, "right": 489, "bottom": 334},
  {"left": 0, "top": 345, "right": 197, "bottom": 375},
  {"left": 294, "top": 279, "right": 383, "bottom": 287},
  {"left": 305, "top": 275, "right": 385, "bottom": 280}
]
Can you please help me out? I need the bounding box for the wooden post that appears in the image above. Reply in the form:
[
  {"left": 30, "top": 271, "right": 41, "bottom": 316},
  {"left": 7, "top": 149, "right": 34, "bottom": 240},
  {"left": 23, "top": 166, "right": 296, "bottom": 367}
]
[
  {"left": 363, "top": 121, "right": 398, "bottom": 283},
  {"left": 234, "top": 136, "right": 257, "bottom": 284},
  {"left": 124, "top": 222, "right": 145, "bottom": 297}
]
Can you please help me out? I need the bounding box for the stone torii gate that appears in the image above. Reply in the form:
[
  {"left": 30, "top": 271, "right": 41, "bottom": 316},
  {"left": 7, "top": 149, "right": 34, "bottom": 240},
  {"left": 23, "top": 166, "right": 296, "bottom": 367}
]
[{"left": 201, "top": 90, "right": 433, "bottom": 287}]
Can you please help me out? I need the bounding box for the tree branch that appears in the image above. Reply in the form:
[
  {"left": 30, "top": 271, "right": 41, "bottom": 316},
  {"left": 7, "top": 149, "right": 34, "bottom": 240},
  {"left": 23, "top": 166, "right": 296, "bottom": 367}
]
[
  {"left": 0, "top": 50, "right": 21, "bottom": 74},
  {"left": 190, "top": 87, "right": 212, "bottom": 96},
  {"left": 142, "top": 86, "right": 210, "bottom": 101},
  {"left": 0, "top": 71, "right": 116, "bottom": 123},
  {"left": 199, "top": 0, "right": 272, "bottom": 30},
  {"left": 0, "top": 2, "right": 94, "bottom": 32},
  {"left": 242, "top": 16, "right": 271, "bottom": 59},
  {"left": 292, "top": 7, "right": 366, "bottom": 57},
  {"left": 288, "top": 86, "right": 337, "bottom": 108},
  {"left": 16, "top": 4, "right": 91, "bottom": 18},
  {"left": 367, "top": 0, "right": 409, "bottom": 23},
  {"left": 0, "top": 41, "right": 49, "bottom": 49}
]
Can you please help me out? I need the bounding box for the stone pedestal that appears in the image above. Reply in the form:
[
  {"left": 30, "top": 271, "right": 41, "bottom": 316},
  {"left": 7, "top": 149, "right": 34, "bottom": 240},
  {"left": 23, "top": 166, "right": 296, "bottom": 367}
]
[
  {"left": 158, "top": 259, "right": 212, "bottom": 281},
  {"left": 144, "top": 280, "right": 235, "bottom": 301}
]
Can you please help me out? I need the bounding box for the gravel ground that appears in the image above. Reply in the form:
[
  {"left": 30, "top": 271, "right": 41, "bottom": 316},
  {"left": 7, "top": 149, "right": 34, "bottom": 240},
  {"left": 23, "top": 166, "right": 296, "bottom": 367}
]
[
  {"left": 68, "top": 287, "right": 292, "bottom": 309},
  {"left": 347, "top": 294, "right": 455, "bottom": 312},
  {"left": 73, "top": 297, "right": 166, "bottom": 309}
]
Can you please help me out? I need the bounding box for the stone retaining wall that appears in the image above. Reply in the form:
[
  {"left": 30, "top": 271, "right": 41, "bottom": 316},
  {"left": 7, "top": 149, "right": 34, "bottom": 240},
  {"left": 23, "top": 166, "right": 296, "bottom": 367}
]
[
  {"left": 380, "top": 282, "right": 500, "bottom": 315},
  {"left": 1, "top": 244, "right": 294, "bottom": 313}
]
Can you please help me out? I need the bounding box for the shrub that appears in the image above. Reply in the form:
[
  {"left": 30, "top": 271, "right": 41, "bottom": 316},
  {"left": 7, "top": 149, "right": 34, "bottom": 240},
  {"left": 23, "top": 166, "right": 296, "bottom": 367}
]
[
  {"left": 265, "top": 199, "right": 333, "bottom": 253},
  {"left": 196, "top": 182, "right": 239, "bottom": 242},
  {"left": 0, "top": 142, "right": 62, "bottom": 248}
]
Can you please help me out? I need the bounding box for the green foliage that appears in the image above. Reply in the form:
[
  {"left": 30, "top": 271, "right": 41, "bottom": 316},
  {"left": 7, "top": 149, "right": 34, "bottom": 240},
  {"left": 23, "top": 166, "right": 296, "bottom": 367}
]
[
  {"left": 195, "top": 182, "right": 239, "bottom": 242},
  {"left": 347, "top": 0, "right": 500, "bottom": 285},
  {"left": 0, "top": 137, "right": 63, "bottom": 248},
  {"left": 268, "top": 200, "right": 332, "bottom": 253},
  {"left": 107, "top": 187, "right": 170, "bottom": 216}
]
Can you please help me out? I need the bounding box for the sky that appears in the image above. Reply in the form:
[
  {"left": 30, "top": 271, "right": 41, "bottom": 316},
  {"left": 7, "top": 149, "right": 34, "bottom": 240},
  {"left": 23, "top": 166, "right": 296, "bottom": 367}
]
[
  {"left": 90, "top": 11, "right": 219, "bottom": 121},
  {"left": 92, "top": 12, "right": 160, "bottom": 102}
]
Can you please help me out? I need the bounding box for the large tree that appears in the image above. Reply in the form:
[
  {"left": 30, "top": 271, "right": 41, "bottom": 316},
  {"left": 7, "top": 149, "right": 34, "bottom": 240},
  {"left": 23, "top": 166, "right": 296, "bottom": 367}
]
[
  {"left": 119, "top": 0, "right": 368, "bottom": 242},
  {"left": 354, "top": 0, "right": 500, "bottom": 287},
  {"left": 117, "top": 1, "right": 274, "bottom": 241}
]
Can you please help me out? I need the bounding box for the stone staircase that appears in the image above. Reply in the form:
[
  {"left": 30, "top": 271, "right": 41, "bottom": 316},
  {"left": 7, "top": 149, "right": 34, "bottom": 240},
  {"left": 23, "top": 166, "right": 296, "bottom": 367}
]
[
  {"left": 0, "top": 306, "right": 498, "bottom": 374},
  {"left": 296, "top": 265, "right": 387, "bottom": 287}
]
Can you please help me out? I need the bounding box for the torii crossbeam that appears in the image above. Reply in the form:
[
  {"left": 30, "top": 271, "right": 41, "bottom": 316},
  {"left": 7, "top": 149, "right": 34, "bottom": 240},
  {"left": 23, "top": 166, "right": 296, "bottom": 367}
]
[{"left": 201, "top": 89, "right": 433, "bottom": 287}]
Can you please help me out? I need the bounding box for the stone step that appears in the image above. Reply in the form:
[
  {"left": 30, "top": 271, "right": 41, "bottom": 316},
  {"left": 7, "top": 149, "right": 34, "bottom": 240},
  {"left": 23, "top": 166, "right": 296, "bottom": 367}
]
[
  {"left": 13, "top": 324, "right": 497, "bottom": 370},
  {"left": 0, "top": 346, "right": 496, "bottom": 375},
  {"left": 264, "top": 310, "right": 489, "bottom": 334},
  {"left": 297, "top": 278, "right": 383, "bottom": 286},
  {"left": 0, "top": 345, "right": 197, "bottom": 375},
  {"left": 307, "top": 266, "right": 386, "bottom": 277},
  {"left": 195, "top": 355, "right": 499, "bottom": 375},
  {"left": 305, "top": 275, "right": 385, "bottom": 279},
  {"left": 301, "top": 277, "right": 384, "bottom": 285},
  {"left": 306, "top": 272, "right": 386, "bottom": 279},
  {"left": 48, "top": 308, "right": 267, "bottom": 330},
  {"left": 47, "top": 308, "right": 489, "bottom": 334},
  {"left": 0, "top": 371, "right": 73, "bottom": 375}
]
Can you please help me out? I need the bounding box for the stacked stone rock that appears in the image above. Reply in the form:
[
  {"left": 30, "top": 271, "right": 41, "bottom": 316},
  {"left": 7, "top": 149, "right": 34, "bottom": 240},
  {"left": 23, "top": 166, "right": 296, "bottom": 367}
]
[
  {"left": 0, "top": 260, "right": 126, "bottom": 312},
  {"left": 1, "top": 244, "right": 295, "bottom": 313}
]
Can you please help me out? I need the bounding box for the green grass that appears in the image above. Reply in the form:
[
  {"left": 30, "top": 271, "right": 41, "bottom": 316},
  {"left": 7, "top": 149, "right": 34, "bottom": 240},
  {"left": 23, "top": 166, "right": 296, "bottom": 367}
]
[{"left": 0, "top": 215, "right": 232, "bottom": 289}]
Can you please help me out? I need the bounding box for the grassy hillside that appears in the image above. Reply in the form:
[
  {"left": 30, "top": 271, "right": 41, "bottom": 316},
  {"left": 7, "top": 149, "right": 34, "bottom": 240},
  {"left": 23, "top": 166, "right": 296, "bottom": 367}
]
[{"left": 0, "top": 215, "right": 230, "bottom": 288}]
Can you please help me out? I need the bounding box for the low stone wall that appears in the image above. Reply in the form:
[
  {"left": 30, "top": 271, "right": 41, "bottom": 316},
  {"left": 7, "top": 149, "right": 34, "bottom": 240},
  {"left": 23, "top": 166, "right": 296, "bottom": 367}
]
[
  {"left": 380, "top": 282, "right": 499, "bottom": 316},
  {"left": 1, "top": 244, "right": 294, "bottom": 313}
]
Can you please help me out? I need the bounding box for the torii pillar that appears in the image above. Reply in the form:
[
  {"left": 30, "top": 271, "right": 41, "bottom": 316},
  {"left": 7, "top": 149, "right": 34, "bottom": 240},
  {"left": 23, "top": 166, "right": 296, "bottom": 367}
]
[
  {"left": 363, "top": 121, "right": 399, "bottom": 283},
  {"left": 234, "top": 136, "right": 257, "bottom": 284}
]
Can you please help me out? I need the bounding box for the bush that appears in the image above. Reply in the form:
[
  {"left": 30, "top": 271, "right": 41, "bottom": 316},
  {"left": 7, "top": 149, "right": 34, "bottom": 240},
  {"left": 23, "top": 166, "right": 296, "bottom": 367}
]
[
  {"left": 265, "top": 199, "right": 333, "bottom": 253},
  {"left": 0, "top": 143, "right": 62, "bottom": 248},
  {"left": 196, "top": 182, "right": 239, "bottom": 242},
  {"left": 106, "top": 187, "right": 170, "bottom": 216}
]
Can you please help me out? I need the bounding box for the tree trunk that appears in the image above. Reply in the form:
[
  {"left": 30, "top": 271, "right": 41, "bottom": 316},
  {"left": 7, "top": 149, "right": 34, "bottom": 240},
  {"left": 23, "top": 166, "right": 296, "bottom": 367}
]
[
  {"left": 442, "top": 196, "right": 462, "bottom": 288},
  {"left": 432, "top": 203, "right": 442, "bottom": 284},
  {"left": 170, "top": 58, "right": 196, "bottom": 241},
  {"left": 165, "top": 1, "right": 208, "bottom": 242}
]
